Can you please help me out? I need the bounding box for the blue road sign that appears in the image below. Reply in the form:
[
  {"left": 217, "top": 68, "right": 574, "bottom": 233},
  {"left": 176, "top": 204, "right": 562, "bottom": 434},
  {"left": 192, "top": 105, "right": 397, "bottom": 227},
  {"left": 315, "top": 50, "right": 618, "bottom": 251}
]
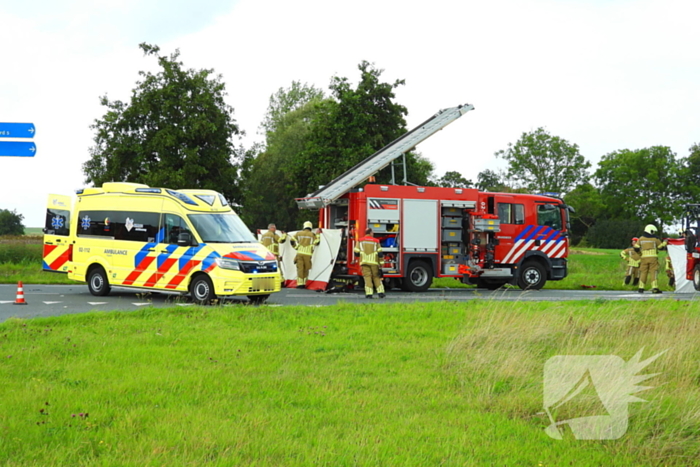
[
  {"left": 0, "top": 122, "right": 36, "bottom": 138},
  {"left": 0, "top": 141, "right": 37, "bottom": 157}
]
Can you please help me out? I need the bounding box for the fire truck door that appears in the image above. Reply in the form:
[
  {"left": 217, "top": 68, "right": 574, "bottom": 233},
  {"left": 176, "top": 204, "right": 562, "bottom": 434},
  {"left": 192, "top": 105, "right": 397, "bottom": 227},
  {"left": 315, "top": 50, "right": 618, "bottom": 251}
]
[{"left": 403, "top": 199, "right": 438, "bottom": 251}]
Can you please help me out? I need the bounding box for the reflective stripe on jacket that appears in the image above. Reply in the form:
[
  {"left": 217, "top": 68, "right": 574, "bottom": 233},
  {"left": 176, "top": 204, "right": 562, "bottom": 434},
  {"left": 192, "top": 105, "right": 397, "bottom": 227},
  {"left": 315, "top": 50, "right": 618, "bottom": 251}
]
[
  {"left": 354, "top": 236, "right": 382, "bottom": 265},
  {"left": 634, "top": 235, "right": 667, "bottom": 258},
  {"left": 291, "top": 229, "right": 319, "bottom": 256},
  {"left": 260, "top": 231, "right": 286, "bottom": 255},
  {"left": 620, "top": 247, "right": 641, "bottom": 267}
]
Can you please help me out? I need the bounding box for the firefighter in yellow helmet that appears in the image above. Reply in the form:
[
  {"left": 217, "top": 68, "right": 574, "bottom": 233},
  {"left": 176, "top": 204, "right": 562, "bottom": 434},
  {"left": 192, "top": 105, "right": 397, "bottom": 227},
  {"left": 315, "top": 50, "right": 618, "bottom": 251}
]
[
  {"left": 620, "top": 237, "right": 641, "bottom": 286},
  {"left": 290, "top": 221, "right": 320, "bottom": 289},
  {"left": 634, "top": 224, "right": 668, "bottom": 293},
  {"left": 260, "top": 223, "right": 286, "bottom": 282},
  {"left": 354, "top": 228, "right": 386, "bottom": 299}
]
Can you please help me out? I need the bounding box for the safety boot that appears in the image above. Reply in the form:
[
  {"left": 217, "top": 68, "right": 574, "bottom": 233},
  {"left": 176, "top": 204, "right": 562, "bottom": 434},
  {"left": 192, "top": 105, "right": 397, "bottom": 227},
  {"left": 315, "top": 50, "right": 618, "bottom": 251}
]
[
  {"left": 624, "top": 276, "right": 631, "bottom": 285},
  {"left": 378, "top": 293, "right": 386, "bottom": 299},
  {"left": 651, "top": 288, "right": 662, "bottom": 294},
  {"left": 638, "top": 288, "right": 644, "bottom": 294},
  {"left": 366, "top": 294, "right": 374, "bottom": 299},
  {"left": 633, "top": 277, "right": 639, "bottom": 286}
]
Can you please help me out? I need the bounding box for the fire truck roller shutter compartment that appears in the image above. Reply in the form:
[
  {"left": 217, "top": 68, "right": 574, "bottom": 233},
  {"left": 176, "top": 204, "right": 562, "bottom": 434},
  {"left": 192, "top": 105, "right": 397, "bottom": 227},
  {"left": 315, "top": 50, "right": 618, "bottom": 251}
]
[{"left": 403, "top": 199, "right": 439, "bottom": 252}]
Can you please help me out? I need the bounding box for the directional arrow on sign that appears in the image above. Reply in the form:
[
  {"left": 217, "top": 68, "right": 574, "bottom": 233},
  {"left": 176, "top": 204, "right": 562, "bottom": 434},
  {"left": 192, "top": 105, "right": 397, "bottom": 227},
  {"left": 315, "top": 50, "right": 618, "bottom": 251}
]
[
  {"left": 0, "top": 141, "right": 37, "bottom": 157},
  {"left": 0, "top": 122, "right": 36, "bottom": 138}
]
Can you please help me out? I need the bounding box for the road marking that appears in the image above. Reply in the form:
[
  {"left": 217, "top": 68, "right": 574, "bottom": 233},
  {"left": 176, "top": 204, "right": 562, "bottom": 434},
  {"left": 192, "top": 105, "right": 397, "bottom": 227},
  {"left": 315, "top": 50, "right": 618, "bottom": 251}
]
[
  {"left": 0, "top": 300, "right": 15, "bottom": 304},
  {"left": 42, "top": 301, "right": 62, "bottom": 304},
  {"left": 88, "top": 302, "right": 107, "bottom": 305},
  {"left": 132, "top": 302, "right": 152, "bottom": 306}
]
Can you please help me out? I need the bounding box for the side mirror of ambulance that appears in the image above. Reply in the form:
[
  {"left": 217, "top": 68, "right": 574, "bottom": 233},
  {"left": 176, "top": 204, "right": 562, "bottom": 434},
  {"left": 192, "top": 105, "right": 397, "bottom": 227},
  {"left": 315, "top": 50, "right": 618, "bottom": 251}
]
[{"left": 177, "top": 231, "right": 198, "bottom": 247}]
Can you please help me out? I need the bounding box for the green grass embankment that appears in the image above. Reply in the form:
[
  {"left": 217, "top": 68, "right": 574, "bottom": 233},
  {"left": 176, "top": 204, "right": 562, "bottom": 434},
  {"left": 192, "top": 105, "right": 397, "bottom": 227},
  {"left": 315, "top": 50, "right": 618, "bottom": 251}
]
[{"left": 0, "top": 301, "right": 697, "bottom": 466}]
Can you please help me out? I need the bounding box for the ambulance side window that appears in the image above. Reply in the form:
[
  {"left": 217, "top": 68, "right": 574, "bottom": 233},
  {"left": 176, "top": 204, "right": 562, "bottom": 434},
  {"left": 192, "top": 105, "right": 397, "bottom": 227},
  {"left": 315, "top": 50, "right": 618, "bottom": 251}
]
[
  {"left": 163, "top": 214, "right": 190, "bottom": 244},
  {"left": 45, "top": 208, "right": 70, "bottom": 236},
  {"left": 77, "top": 211, "right": 159, "bottom": 242}
]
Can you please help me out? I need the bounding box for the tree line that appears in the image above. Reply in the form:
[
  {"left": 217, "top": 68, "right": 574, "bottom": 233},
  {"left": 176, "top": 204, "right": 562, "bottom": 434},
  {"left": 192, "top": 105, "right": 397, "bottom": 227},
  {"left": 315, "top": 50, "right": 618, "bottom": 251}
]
[{"left": 4, "top": 43, "right": 696, "bottom": 248}]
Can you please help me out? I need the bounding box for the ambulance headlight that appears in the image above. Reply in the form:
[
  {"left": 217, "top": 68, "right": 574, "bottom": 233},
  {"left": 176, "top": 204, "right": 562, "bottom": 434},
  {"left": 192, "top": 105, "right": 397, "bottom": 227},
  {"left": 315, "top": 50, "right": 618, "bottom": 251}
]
[{"left": 215, "top": 258, "right": 240, "bottom": 270}]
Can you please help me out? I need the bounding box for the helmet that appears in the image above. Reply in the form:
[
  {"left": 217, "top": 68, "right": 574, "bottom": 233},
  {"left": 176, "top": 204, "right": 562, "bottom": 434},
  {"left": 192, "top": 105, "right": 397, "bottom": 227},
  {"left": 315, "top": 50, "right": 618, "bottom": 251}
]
[
  {"left": 303, "top": 221, "right": 313, "bottom": 229},
  {"left": 632, "top": 237, "right": 639, "bottom": 242},
  {"left": 644, "top": 224, "right": 657, "bottom": 234}
]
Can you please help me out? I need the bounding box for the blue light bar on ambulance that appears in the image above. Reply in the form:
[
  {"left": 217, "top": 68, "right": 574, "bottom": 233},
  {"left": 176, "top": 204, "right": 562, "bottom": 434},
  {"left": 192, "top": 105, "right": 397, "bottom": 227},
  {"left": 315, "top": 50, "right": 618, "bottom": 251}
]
[
  {"left": 135, "top": 188, "right": 162, "bottom": 193},
  {"left": 166, "top": 189, "right": 198, "bottom": 206}
]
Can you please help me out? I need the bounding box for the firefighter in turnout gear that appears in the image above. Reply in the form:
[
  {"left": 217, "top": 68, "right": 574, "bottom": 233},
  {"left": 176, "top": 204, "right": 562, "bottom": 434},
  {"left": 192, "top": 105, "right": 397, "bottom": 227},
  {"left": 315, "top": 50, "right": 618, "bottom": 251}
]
[
  {"left": 665, "top": 254, "right": 675, "bottom": 287},
  {"left": 634, "top": 224, "right": 668, "bottom": 294},
  {"left": 290, "top": 221, "right": 320, "bottom": 289},
  {"left": 354, "top": 228, "right": 386, "bottom": 299},
  {"left": 620, "top": 237, "right": 641, "bottom": 286},
  {"left": 260, "top": 223, "right": 286, "bottom": 282}
]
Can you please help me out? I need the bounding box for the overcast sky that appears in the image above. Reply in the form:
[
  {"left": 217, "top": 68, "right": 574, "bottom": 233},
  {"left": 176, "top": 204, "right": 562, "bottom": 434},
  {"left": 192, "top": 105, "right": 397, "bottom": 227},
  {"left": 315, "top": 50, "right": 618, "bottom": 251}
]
[{"left": 2, "top": 0, "right": 699, "bottom": 227}]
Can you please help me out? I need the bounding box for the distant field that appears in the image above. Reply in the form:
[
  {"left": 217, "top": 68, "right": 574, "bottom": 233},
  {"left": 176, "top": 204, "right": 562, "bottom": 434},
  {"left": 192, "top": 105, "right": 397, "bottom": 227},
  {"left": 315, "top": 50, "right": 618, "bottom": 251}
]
[
  {"left": 23, "top": 227, "right": 43, "bottom": 236},
  {"left": 0, "top": 301, "right": 696, "bottom": 466}
]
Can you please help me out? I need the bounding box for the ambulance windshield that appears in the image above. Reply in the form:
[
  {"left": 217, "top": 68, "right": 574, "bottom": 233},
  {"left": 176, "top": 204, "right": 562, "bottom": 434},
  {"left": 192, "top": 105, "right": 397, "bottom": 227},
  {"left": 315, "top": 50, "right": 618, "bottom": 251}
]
[{"left": 188, "top": 213, "right": 257, "bottom": 243}]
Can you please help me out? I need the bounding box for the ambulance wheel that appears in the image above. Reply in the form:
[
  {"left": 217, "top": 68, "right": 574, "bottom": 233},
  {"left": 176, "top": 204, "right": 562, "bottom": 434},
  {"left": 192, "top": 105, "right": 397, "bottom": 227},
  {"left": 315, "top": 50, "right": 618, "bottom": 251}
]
[
  {"left": 693, "top": 265, "right": 700, "bottom": 291},
  {"left": 518, "top": 261, "right": 546, "bottom": 290},
  {"left": 248, "top": 294, "right": 270, "bottom": 305},
  {"left": 402, "top": 261, "right": 432, "bottom": 292},
  {"left": 87, "top": 266, "right": 111, "bottom": 297},
  {"left": 190, "top": 275, "right": 215, "bottom": 305}
]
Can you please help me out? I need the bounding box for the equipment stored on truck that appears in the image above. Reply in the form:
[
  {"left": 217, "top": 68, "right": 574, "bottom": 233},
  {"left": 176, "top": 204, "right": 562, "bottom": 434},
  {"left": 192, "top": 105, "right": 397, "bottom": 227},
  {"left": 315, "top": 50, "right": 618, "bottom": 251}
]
[
  {"left": 43, "top": 182, "right": 281, "bottom": 304},
  {"left": 295, "top": 104, "right": 572, "bottom": 291}
]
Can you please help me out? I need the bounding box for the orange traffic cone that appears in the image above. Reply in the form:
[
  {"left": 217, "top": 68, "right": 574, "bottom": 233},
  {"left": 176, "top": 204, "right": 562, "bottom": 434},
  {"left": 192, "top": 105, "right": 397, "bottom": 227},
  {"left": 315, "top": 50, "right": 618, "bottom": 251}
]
[{"left": 13, "top": 281, "right": 27, "bottom": 305}]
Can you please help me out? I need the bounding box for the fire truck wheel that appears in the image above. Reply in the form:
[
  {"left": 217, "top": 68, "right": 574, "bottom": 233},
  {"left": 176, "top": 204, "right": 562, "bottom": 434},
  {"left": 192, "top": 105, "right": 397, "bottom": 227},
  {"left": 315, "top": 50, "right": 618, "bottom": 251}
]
[
  {"left": 87, "top": 265, "right": 111, "bottom": 297},
  {"left": 517, "top": 261, "right": 546, "bottom": 290},
  {"left": 694, "top": 265, "right": 700, "bottom": 291},
  {"left": 190, "top": 275, "right": 216, "bottom": 305},
  {"left": 402, "top": 261, "right": 432, "bottom": 292}
]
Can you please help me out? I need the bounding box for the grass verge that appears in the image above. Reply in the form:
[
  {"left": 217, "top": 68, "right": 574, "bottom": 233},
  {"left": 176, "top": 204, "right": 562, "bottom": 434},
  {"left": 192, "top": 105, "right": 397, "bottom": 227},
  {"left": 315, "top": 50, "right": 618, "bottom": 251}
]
[{"left": 0, "top": 300, "right": 697, "bottom": 466}]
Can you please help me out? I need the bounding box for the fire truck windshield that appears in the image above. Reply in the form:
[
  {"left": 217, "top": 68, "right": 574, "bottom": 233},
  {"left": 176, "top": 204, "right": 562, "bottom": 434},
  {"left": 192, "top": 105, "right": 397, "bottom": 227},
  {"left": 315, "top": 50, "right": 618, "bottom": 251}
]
[
  {"left": 187, "top": 213, "right": 257, "bottom": 243},
  {"left": 537, "top": 204, "right": 563, "bottom": 230}
]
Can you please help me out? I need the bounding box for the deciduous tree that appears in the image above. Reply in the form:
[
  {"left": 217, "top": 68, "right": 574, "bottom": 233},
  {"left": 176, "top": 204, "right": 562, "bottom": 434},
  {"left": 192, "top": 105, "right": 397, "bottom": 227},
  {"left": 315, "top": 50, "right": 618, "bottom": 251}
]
[
  {"left": 432, "top": 171, "right": 473, "bottom": 188},
  {"left": 594, "top": 146, "right": 685, "bottom": 227},
  {"left": 83, "top": 43, "right": 243, "bottom": 203},
  {"left": 297, "top": 61, "right": 433, "bottom": 198},
  {"left": 496, "top": 127, "right": 590, "bottom": 194}
]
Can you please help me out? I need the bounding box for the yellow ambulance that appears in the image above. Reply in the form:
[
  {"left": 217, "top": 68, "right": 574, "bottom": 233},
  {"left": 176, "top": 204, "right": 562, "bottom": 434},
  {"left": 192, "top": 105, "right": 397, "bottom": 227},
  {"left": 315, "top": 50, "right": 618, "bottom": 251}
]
[{"left": 42, "top": 182, "right": 281, "bottom": 304}]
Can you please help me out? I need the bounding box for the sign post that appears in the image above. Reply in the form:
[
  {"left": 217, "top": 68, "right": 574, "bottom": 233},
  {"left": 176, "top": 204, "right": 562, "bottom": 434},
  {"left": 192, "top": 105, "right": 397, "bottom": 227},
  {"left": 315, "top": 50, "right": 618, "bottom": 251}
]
[{"left": 0, "top": 122, "right": 37, "bottom": 157}]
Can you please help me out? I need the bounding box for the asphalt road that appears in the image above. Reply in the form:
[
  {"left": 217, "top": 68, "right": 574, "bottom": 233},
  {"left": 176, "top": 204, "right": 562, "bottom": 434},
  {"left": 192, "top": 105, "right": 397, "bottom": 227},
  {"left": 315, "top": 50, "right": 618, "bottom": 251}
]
[{"left": 1, "top": 283, "right": 699, "bottom": 323}]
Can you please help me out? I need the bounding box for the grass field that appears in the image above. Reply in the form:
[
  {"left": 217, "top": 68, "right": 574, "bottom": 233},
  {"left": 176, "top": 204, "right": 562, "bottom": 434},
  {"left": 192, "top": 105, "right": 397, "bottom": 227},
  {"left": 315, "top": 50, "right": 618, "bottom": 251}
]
[{"left": 1, "top": 301, "right": 697, "bottom": 466}]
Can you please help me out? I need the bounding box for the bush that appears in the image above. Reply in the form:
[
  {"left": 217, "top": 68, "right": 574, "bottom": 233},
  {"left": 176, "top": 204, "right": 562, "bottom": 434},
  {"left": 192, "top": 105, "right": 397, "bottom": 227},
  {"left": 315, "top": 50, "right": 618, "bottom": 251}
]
[
  {"left": 585, "top": 219, "right": 646, "bottom": 249},
  {"left": 0, "top": 209, "right": 25, "bottom": 236},
  {"left": 0, "top": 237, "right": 43, "bottom": 263}
]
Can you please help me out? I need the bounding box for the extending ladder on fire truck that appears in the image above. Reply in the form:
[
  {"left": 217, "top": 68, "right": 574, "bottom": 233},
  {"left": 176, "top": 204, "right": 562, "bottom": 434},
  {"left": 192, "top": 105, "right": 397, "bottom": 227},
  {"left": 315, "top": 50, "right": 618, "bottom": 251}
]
[{"left": 295, "top": 103, "right": 475, "bottom": 210}]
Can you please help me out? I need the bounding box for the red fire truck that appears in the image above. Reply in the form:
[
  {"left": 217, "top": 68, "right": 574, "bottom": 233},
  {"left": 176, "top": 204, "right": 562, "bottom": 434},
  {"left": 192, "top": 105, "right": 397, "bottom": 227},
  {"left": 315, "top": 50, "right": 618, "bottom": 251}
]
[{"left": 296, "top": 104, "right": 572, "bottom": 291}]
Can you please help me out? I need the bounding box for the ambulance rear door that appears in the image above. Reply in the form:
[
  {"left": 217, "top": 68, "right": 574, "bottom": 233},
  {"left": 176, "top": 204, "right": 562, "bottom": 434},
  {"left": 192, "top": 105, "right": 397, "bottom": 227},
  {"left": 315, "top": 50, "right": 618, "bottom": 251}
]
[{"left": 42, "top": 194, "right": 73, "bottom": 273}]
